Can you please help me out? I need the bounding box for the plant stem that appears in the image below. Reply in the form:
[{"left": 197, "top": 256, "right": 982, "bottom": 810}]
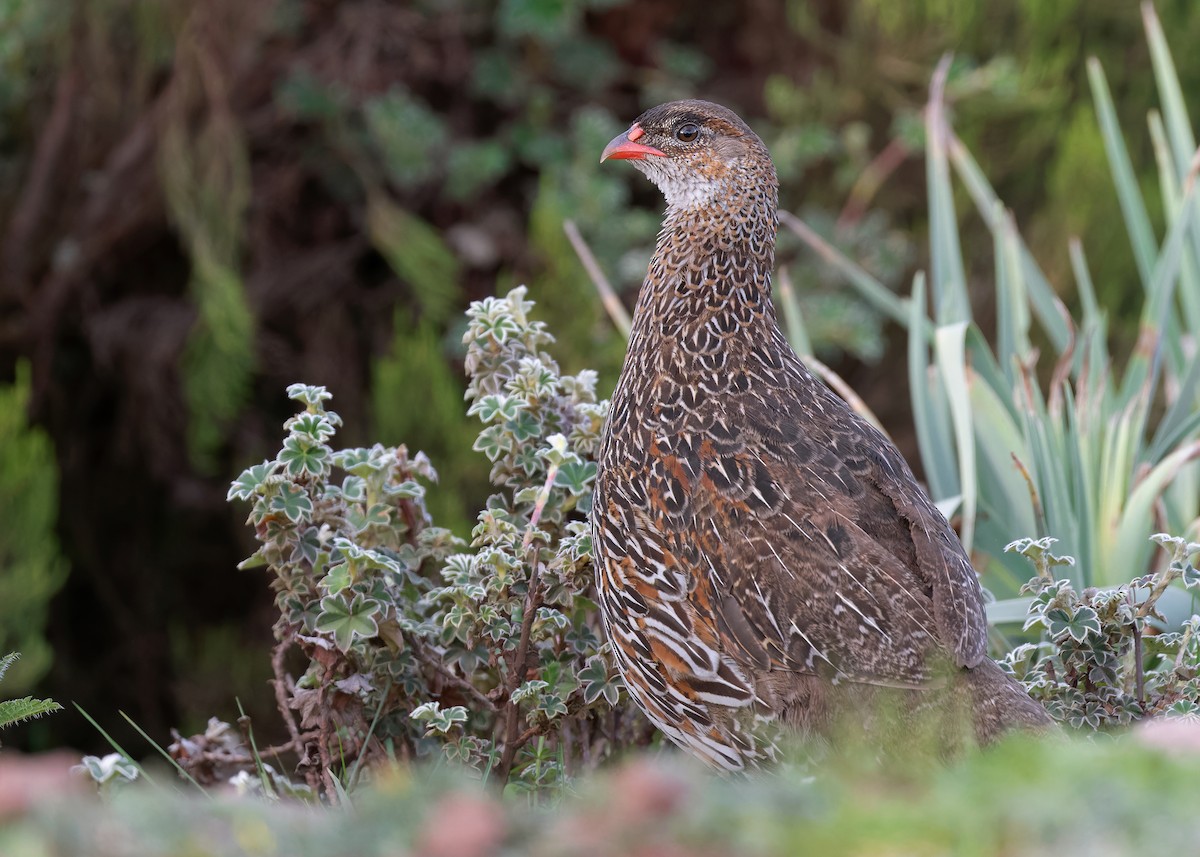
[
  {"left": 1129, "top": 591, "right": 1146, "bottom": 705},
  {"left": 1137, "top": 564, "right": 1181, "bottom": 619},
  {"left": 563, "top": 219, "right": 631, "bottom": 336},
  {"left": 271, "top": 632, "right": 320, "bottom": 794},
  {"left": 271, "top": 634, "right": 303, "bottom": 746},
  {"left": 316, "top": 696, "right": 338, "bottom": 806},
  {"left": 493, "top": 561, "right": 544, "bottom": 789},
  {"left": 421, "top": 643, "right": 498, "bottom": 712},
  {"left": 492, "top": 455, "right": 565, "bottom": 786},
  {"left": 836, "top": 136, "right": 911, "bottom": 230}
]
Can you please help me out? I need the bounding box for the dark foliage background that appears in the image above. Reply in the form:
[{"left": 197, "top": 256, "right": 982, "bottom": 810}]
[{"left": 4, "top": 0, "right": 1200, "bottom": 754}]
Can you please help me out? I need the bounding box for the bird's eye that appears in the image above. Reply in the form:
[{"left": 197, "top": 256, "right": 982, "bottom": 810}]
[{"left": 675, "top": 123, "right": 700, "bottom": 142}]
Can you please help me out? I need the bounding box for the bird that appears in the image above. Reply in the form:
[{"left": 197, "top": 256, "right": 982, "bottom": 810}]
[{"left": 591, "top": 99, "right": 1053, "bottom": 772}]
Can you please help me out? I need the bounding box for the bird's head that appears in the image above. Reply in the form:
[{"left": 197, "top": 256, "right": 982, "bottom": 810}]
[{"left": 601, "top": 100, "right": 775, "bottom": 211}]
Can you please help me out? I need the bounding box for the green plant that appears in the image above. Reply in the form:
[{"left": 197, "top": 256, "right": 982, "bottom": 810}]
[
  {"left": 847, "top": 1, "right": 1200, "bottom": 311},
  {"left": 226, "top": 287, "right": 643, "bottom": 800},
  {"left": 14, "top": 729, "right": 1200, "bottom": 857},
  {"left": 0, "top": 363, "right": 67, "bottom": 691},
  {"left": 1001, "top": 535, "right": 1200, "bottom": 728},
  {"left": 74, "top": 753, "right": 139, "bottom": 789},
  {"left": 157, "top": 4, "right": 257, "bottom": 470},
  {"left": 0, "top": 652, "right": 61, "bottom": 739},
  {"left": 169, "top": 278, "right": 1200, "bottom": 798},
  {"left": 370, "top": 317, "right": 484, "bottom": 535},
  {"left": 786, "top": 4, "right": 1200, "bottom": 609}
]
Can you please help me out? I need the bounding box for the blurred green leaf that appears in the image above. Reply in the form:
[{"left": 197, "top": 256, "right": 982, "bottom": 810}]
[
  {"left": 365, "top": 89, "right": 446, "bottom": 188},
  {"left": 499, "top": 0, "right": 579, "bottom": 41},
  {"left": 446, "top": 141, "right": 512, "bottom": 201},
  {"left": 275, "top": 70, "right": 349, "bottom": 123},
  {"left": 367, "top": 196, "right": 461, "bottom": 324},
  {"left": 0, "top": 364, "right": 67, "bottom": 691}
]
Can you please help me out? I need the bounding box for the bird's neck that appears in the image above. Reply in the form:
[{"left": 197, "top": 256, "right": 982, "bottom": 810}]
[{"left": 629, "top": 184, "right": 780, "bottom": 347}]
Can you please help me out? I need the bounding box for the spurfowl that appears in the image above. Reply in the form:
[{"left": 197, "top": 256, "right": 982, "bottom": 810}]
[{"left": 592, "top": 100, "right": 1051, "bottom": 771}]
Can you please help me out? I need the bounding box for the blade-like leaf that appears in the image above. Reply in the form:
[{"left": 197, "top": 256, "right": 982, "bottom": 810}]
[
  {"left": 1110, "top": 441, "right": 1200, "bottom": 580},
  {"left": 935, "top": 322, "right": 976, "bottom": 552},
  {"left": 780, "top": 211, "right": 913, "bottom": 328},
  {"left": 908, "top": 274, "right": 958, "bottom": 502},
  {"left": 776, "top": 268, "right": 812, "bottom": 357},
  {"left": 1119, "top": 179, "right": 1195, "bottom": 408},
  {"left": 985, "top": 596, "right": 1037, "bottom": 626},
  {"left": 1148, "top": 354, "right": 1200, "bottom": 462},
  {"left": 1143, "top": 2, "right": 1197, "bottom": 183},
  {"left": 945, "top": 132, "right": 1071, "bottom": 354},
  {"left": 1087, "top": 57, "right": 1156, "bottom": 292},
  {"left": 926, "top": 56, "right": 969, "bottom": 325},
  {"left": 994, "top": 208, "right": 1032, "bottom": 388},
  {"left": 1147, "top": 111, "right": 1194, "bottom": 371}
]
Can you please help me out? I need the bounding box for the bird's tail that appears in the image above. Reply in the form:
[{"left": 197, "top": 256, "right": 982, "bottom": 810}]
[{"left": 963, "top": 657, "right": 1056, "bottom": 743}]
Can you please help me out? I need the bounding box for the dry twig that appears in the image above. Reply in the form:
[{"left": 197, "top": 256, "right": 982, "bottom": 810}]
[{"left": 564, "top": 219, "right": 632, "bottom": 336}]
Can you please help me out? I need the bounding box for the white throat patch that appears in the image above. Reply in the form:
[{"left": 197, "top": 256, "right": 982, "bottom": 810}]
[
  {"left": 659, "top": 174, "right": 722, "bottom": 210},
  {"left": 633, "top": 159, "right": 725, "bottom": 211}
]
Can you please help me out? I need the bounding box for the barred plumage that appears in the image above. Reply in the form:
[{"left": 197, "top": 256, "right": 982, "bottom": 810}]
[{"left": 593, "top": 100, "right": 1051, "bottom": 771}]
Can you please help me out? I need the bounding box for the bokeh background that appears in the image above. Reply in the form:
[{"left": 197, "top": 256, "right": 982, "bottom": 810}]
[{"left": 4, "top": 0, "right": 1200, "bottom": 754}]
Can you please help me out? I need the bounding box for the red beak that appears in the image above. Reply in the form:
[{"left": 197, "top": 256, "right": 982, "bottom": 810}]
[{"left": 601, "top": 124, "right": 666, "bottom": 163}]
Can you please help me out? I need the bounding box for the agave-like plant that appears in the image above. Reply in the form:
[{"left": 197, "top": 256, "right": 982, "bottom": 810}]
[{"left": 783, "top": 2, "right": 1200, "bottom": 628}]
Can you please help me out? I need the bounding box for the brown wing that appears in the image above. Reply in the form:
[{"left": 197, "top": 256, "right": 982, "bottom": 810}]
[{"left": 652, "top": 330, "right": 987, "bottom": 686}]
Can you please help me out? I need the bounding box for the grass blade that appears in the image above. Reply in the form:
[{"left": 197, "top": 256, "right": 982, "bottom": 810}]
[
  {"left": 345, "top": 677, "right": 392, "bottom": 794},
  {"left": 75, "top": 703, "right": 164, "bottom": 790},
  {"left": 119, "top": 710, "right": 210, "bottom": 797},
  {"left": 328, "top": 769, "right": 355, "bottom": 810}
]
